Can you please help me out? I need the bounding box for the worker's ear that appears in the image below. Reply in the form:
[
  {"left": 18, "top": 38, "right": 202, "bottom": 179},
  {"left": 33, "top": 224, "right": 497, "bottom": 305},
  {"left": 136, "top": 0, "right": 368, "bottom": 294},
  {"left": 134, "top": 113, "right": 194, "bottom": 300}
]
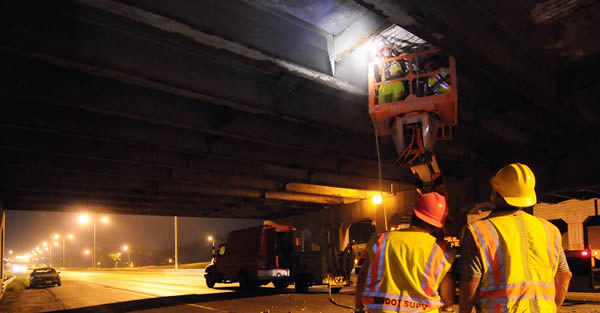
[{"left": 490, "top": 190, "right": 498, "bottom": 206}]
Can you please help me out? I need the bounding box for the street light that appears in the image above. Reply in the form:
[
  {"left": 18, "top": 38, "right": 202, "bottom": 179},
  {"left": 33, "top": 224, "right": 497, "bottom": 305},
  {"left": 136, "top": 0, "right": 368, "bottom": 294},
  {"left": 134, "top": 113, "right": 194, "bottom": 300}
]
[
  {"left": 122, "top": 245, "right": 131, "bottom": 267},
  {"left": 207, "top": 235, "right": 215, "bottom": 258},
  {"left": 78, "top": 213, "right": 110, "bottom": 270},
  {"left": 8, "top": 250, "right": 12, "bottom": 255},
  {"left": 83, "top": 248, "right": 92, "bottom": 267}
]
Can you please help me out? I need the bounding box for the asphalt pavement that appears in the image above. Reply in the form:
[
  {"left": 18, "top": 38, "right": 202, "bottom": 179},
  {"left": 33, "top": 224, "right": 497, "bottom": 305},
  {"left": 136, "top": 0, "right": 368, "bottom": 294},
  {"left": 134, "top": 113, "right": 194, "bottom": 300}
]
[
  {"left": 1, "top": 270, "right": 600, "bottom": 313},
  {"left": 0, "top": 270, "right": 357, "bottom": 313}
]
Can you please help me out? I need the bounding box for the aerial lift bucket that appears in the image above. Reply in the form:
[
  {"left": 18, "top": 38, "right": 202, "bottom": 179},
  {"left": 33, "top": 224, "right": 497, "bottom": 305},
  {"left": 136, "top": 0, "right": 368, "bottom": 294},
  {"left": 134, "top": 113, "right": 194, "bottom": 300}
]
[{"left": 368, "top": 49, "right": 457, "bottom": 189}]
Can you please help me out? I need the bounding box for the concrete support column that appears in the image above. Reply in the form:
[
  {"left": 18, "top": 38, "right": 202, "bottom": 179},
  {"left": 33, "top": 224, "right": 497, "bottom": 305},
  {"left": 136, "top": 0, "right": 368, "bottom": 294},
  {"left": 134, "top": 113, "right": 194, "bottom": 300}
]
[{"left": 567, "top": 222, "right": 585, "bottom": 250}]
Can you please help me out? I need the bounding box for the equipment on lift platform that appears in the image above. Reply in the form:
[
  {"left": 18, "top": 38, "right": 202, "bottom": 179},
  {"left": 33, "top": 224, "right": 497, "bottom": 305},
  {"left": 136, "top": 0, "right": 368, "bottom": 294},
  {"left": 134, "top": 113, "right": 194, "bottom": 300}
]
[{"left": 368, "top": 48, "right": 458, "bottom": 190}]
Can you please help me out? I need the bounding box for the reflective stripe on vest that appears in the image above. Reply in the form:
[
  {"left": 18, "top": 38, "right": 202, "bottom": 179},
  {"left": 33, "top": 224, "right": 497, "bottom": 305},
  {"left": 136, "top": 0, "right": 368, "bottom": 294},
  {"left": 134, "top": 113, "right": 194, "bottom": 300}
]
[
  {"left": 468, "top": 213, "right": 560, "bottom": 313},
  {"left": 362, "top": 230, "right": 455, "bottom": 312},
  {"left": 363, "top": 292, "right": 443, "bottom": 313}
]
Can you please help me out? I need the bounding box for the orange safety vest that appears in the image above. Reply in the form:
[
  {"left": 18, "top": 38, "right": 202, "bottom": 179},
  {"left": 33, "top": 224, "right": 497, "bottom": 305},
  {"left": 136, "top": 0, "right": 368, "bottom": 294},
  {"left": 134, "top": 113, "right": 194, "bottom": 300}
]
[
  {"left": 362, "top": 229, "right": 456, "bottom": 313},
  {"left": 467, "top": 212, "right": 562, "bottom": 313}
]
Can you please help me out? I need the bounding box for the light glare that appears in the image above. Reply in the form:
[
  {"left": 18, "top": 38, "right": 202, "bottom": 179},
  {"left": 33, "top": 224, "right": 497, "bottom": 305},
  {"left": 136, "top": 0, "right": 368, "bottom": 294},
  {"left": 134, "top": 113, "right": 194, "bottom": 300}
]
[
  {"left": 78, "top": 214, "right": 90, "bottom": 225},
  {"left": 372, "top": 194, "right": 383, "bottom": 205}
]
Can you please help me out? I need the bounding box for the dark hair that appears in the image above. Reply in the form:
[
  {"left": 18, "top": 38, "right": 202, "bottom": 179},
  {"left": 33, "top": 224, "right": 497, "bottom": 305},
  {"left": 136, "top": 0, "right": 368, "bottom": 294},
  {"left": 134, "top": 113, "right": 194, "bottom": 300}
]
[{"left": 410, "top": 215, "right": 443, "bottom": 238}]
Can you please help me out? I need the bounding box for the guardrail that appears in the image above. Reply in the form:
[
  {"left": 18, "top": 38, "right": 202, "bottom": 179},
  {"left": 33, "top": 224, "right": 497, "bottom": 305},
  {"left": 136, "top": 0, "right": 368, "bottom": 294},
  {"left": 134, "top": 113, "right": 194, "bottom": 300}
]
[{"left": 1, "top": 275, "right": 16, "bottom": 299}]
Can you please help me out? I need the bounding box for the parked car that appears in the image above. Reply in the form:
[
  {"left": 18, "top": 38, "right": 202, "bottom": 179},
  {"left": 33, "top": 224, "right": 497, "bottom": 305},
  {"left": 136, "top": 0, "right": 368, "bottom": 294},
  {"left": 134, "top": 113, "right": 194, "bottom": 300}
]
[{"left": 29, "top": 267, "right": 61, "bottom": 288}]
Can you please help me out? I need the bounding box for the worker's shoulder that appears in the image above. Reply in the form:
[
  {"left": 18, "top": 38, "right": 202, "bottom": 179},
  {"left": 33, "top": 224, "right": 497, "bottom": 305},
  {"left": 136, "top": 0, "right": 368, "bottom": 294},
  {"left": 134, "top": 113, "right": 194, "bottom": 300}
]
[
  {"left": 476, "top": 211, "right": 559, "bottom": 233},
  {"left": 532, "top": 215, "right": 561, "bottom": 233}
]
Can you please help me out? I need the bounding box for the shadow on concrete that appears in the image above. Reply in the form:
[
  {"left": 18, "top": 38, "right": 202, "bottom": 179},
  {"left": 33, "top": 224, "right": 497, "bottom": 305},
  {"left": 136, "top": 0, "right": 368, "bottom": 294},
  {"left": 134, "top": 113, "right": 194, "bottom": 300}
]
[{"left": 46, "top": 287, "right": 294, "bottom": 313}]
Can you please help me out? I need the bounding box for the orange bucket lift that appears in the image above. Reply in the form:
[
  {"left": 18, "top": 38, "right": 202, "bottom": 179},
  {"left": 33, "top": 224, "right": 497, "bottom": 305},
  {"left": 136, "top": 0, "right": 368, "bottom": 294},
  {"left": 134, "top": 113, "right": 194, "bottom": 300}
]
[{"left": 368, "top": 49, "right": 458, "bottom": 187}]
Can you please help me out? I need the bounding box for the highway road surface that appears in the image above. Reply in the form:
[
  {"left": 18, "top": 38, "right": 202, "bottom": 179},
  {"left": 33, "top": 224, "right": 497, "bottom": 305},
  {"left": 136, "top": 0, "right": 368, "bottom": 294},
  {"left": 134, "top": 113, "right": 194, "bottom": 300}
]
[
  {"left": 0, "top": 269, "right": 358, "bottom": 313},
  {"left": 2, "top": 270, "right": 600, "bottom": 312}
]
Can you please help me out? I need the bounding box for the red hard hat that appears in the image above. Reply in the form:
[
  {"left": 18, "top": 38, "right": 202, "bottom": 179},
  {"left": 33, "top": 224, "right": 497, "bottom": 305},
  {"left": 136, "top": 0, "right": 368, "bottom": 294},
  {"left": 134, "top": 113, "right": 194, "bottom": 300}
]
[{"left": 413, "top": 192, "right": 448, "bottom": 228}]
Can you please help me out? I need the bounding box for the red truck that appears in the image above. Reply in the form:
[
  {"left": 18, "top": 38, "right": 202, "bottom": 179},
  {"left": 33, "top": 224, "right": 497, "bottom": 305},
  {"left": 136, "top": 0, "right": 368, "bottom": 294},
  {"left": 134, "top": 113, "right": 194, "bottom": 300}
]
[
  {"left": 204, "top": 224, "right": 352, "bottom": 293},
  {"left": 204, "top": 224, "right": 295, "bottom": 290}
]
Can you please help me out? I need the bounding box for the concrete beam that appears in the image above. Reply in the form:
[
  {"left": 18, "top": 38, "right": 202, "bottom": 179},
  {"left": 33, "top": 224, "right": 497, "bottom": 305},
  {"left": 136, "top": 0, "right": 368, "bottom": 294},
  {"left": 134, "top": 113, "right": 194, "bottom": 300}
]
[
  {"left": 333, "top": 12, "right": 389, "bottom": 62},
  {"left": 0, "top": 54, "right": 375, "bottom": 158},
  {"left": 265, "top": 192, "right": 344, "bottom": 205},
  {"left": 309, "top": 172, "right": 415, "bottom": 193},
  {"left": 76, "top": 0, "right": 363, "bottom": 95},
  {"left": 285, "top": 183, "right": 385, "bottom": 199}
]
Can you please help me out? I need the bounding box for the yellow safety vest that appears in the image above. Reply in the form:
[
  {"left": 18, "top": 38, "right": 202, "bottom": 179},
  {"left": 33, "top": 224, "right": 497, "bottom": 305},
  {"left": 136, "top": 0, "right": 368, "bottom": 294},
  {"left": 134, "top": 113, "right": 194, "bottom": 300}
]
[
  {"left": 378, "top": 60, "right": 405, "bottom": 104},
  {"left": 362, "top": 229, "right": 456, "bottom": 313},
  {"left": 467, "top": 212, "right": 562, "bottom": 313}
]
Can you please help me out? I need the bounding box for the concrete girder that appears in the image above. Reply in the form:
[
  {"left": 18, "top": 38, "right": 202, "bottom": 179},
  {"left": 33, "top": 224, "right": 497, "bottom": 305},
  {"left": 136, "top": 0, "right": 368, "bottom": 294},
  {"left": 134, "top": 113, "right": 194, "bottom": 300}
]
[
  {"left": 76, "top": 0, "right": 363, "bottom": 94},
  {"left": 0, "top": 148, "right": 413, "bottom": 202},
  {"left": 0, "top": 128, "right": 411, "bottom": 191},
  {"left": 2, "top": 195, "right": 318, "bottom": 219},
  {"left": 0, "top": 169, "right": 265, "bottom": 200},
  {"left": 0, "top": 151, "right": 282, "bottom": 191},
  {"left": 333, "top": 11, "right": 389, "bottom": 62},
  {"left": 0, "top": 3, "right": 371, "bottom": 134},
  {"left": 265, "top": 191, "right": 345, "bottom": 205},
  {"left": 0, "top": 53, "right": 379, "bottom": 159},
  {"left": 309, "top": 172, "right": 414, "bottom": 193},
  {"left": 286, "top": 183, "right": 393, "bottom": 200}
]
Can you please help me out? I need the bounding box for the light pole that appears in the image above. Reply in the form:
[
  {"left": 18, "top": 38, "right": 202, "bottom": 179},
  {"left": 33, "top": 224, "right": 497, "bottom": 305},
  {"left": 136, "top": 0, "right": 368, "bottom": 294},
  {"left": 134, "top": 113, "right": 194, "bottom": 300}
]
[
  {"left": 52, "top": 234, "right": 59, "bottom": 267},
  {"left": 78, "top": 214, "right": 109, "bottom": 270},
  {"left": 207, "top": 235, "right": 215, "bottom": 259},
  {"left": 122, "top": 245, "right": 131, "bottom": 267},
  {"left": 62, "top": 234, "right": 74, "bottom": 268},
  {"left": 207, "top": 235, "right": 215, "bottom": 249},
  {"left": 174, "top": 216, "right": 178, "bottom": 271},
  {"left": 83, "top": 249, "right": 92, "bottom": 268},
  {"left": 42, "top": 241, "right": 51, "bottom": 266}
]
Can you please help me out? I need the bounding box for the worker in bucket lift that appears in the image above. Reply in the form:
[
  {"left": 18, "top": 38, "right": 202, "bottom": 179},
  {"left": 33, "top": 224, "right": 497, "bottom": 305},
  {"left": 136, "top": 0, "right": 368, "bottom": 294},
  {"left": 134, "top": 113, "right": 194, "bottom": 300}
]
[
  {"left": 355, "top": 192, "right": 457, "bottom": 313},
  {"left": 459, "top": 163, "right": 572, "bottom": 313},
  {"left": 377, "top": 45, "right": 407, "bottom": 105},
  {"left": 424, "top": 60, "right": 450, "bottom": 96}
]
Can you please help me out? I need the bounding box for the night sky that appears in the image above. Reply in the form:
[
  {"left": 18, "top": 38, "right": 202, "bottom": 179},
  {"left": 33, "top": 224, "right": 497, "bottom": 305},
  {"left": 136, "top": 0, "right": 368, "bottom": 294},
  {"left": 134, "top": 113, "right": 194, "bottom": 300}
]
[{"left": 6, "top": 210, "right": 263, "bottom": 267}]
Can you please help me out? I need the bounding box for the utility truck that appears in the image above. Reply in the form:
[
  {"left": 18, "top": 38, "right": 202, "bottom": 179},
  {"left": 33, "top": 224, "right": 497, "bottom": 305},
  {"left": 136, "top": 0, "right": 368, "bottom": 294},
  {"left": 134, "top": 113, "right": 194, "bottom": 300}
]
[{"left": 204, "top": 224, "right": 352, "bottom": 293}]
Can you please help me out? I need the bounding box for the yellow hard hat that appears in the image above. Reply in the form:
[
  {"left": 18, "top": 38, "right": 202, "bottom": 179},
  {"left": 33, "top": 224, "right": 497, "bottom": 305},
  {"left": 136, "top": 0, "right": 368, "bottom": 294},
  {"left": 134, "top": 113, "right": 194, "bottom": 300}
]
[{"left": 490, "top": 163, "right": 537, "bottom": 207}]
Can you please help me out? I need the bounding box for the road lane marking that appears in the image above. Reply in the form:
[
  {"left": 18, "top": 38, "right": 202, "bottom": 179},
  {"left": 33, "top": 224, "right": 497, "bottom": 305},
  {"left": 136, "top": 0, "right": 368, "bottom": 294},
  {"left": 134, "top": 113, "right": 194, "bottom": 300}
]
[{"left": 66, "top": 277, "right": 230, "bottom": 312}]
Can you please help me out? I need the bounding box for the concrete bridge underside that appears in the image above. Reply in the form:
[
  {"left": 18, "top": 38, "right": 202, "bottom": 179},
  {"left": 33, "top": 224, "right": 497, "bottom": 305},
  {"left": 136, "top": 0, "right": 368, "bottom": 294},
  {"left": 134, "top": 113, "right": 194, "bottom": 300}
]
[{"left": 1, "top": 0, "right": 600, "bottom": 258}]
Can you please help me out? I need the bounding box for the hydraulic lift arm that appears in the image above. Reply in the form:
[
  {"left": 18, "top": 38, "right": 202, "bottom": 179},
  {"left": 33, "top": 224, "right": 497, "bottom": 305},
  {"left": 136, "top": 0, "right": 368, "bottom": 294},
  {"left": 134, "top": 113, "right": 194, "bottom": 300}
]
[{"left": 368, "top": 49, "right": 457, "bottom": 192}]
